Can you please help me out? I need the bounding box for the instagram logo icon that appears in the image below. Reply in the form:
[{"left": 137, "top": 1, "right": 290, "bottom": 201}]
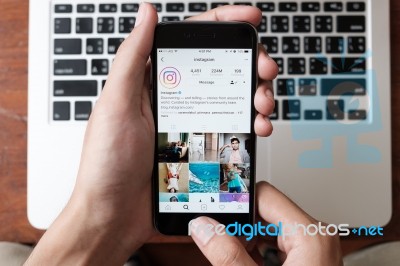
[{"left": 160, "top": 67, "right": 181, "bottom": 89}]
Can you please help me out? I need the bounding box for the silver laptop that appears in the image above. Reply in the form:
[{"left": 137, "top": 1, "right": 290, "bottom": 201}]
[{"left": 28, "top": 0, "right": 392, "bottom": 229}]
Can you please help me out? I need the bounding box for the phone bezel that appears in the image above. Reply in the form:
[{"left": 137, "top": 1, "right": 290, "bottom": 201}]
[{"left": 152, "top": 22, "right": 258, "bottom": 235}]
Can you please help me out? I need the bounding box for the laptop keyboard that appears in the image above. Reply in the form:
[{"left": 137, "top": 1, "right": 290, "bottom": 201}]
[{"left": 51, "top": 0, "right": 368, "bottom": 122}]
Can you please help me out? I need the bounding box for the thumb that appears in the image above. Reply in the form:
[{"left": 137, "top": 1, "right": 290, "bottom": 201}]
[
  {"left": 190, "top": 217, "right": 256, "bottom": 266},
  {"left": 102, "top": 3, "right": 158, "bottom": 104}
]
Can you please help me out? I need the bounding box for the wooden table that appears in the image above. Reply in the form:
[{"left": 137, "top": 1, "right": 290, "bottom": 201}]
[{"left": 0, "top": 0, "right": 399, "bottom": 259}]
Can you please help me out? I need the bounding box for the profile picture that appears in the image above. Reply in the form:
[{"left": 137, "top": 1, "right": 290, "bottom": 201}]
[{"left": 159, "top": 67, "right": 181, "bottom": 89}]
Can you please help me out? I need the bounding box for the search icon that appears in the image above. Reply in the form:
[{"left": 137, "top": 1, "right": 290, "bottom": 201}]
[{"left": 183, "top": 204, "right": 189, "bottom": 210}]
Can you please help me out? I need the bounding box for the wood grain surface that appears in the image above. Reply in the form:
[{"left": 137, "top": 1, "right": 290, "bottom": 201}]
[{"left": 0, "top": 0, "right": 399, "bottom": 258}]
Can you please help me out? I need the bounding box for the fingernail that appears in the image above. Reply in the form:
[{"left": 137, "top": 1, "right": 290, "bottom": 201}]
[
  {"left": 190, "top": 217, "right": 215, "bottom": 246},
  {"left": 135, "top": 2, "right": 148, "bottom": 27}
]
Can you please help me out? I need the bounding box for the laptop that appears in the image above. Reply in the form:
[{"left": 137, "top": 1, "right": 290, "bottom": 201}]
[{"left": 28, "top": 0, "right": 392, "bottom": 229}]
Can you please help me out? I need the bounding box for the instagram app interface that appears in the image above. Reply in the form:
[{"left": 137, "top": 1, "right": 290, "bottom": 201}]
[{"left": 157, "top": 49, "right": 252, "bottom": 214}]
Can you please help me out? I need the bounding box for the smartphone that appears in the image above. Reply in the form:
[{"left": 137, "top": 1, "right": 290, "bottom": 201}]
[{"left": 152, "top": 22, "right": 258, "bottom": 235}]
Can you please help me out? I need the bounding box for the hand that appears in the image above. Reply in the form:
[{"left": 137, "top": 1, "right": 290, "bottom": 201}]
[
  {"left": 220, "top": 143, "right": 231, "bottom": 151},
  {"left": 190, "top": 182, "right": 343, "bottom": 266},
  {"left": 81, "top": 3, "right": 276, "bottom": 249},
  {"left": 26, "top": 3, "right": 278, "bottom": 265},
  {"left": 26, "top": 3, "right": 158, "bottom": 265}
]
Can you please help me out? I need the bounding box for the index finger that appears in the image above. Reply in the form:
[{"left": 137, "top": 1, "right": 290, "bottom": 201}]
[{"left": 187, "top": 5, "right": 262, "bottom": 26}]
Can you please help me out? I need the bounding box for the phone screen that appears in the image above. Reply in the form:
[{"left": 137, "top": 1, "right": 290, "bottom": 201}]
[
  {"left": 152, "top": 22, "right": 257, "bottom": 235},
  {"left": 156, "top": 48, "right": 253, "bottom": 214}
]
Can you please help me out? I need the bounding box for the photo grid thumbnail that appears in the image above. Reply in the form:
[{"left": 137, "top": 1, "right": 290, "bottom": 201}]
[{"left": 158, "top": 132, "right": 252, "bottom": 203}]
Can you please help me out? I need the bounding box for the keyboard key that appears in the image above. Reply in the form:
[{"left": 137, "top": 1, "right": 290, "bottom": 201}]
[
  {"left": 122, "top": 4, "right": 139, "bottom": 12},
  {"left": 234, "top": 2, "right": 252, "bottom": 6},
  {"left": 282, "top": 37, "right": 300, "bottom": 53},
  {"left": 54, "top": 80, "right": 97, "bottom": 96},
  {"left": 108, "top": 38, "right": 124, "bottom": 54},
  {"left": 347, "top": 2, "right": 365, "bottom": 12},
  {"left": 326, "top": 37, "right": 344, "bottom": 53},
  {"left": 189, "top": 3, "right": 207, "bottom": 12},
  {"left": 152, "top": 3, "right": 162, "bottom": 12},
  {"left": 326, "top": 100, "right": 344, "bottom": 120},
  {"left": 162, "top": 16, "right": 180, "bottom": 22},
  {"left": 279, "top": 2, "right": 297, "bottom": 12},
  {"left": 305, "top": 110, "right": 322, "bottom": 120},
  {"left": 337, "top": 16, "right": 365, "bottom": 32},
  {"left": 257, "top": 16, "right": 267, "bottom": 33},
  {"left": 102, "top": 80, "right": 107, "bottom": 90},
  {"left": 75, "top": 102, "right": 92, "bottom": 121},
  {"left": 293, "top": 16, "right": 311, "bottom": 33},
  {"left": 261, "top": 37, "right": 278, "bottom": 53},
  {"left": 321, "top": 79, "right": 366, "bottom": 96},
  {"left": 277, "top": 79, "right": 295, "bottom": 96},
  {"left": 288, "top": 58, "right": 306, "bottom": 74},
  {"left": 315, "top": 16, "right": 333, "bottom": 32},
  {"left": 53, "top": 102, "right": 70, "bottom": 121},
  {"left": 211, "top": 2, "right": 229, "bottom": 9},
  {"left": 86, "top": 38, "right": 103, "bottom": 54},
  {"left": 55, "top": 4, "right": 72, "bottom": 13},
  {"left": 92, "top": 59, "right": 109, "bottom": 75},
  {"left": 348, "top": 37, "right": 366, "bottom": 53},
  {"left": 54, "top": 39, "right": 81, "bottom": 54},
  {"left": 98, "top": 17, "right": 114, "bottom": 33},
  {"left": 331, "top": 57, "right": 366, "bottom": 74},
  {"left": 256, "top": 2, "right": 275, "bottom": 12},
  {"left": 270, "top": 100, "right": 278, "bottom": 120},
  {"left": 310, "top": 57, "right": 328, "bottom": 74},
  {"left": 166, "top": 3, "right": 185, "bottom": 12},
  {"left": 99, "top": 4, "right": 117, "bottom": 12},
  {"left": 54, "top": 60, "right": 87, "bottom": 75},
  {"left": 283, "top": 100, "right": 301, "bottom": 120},
  {"left": 76, "top": 18, "right": 93, "bottom": 33},
  {"left": 119, "top": 17, "right": 136, "bottom": 33},
  {"left": 304, "top": 37, "right": 322, "bottom": 53},
  {"left": 77, "top": 4, "right": 95, "bottom": 13},
  {"left": 271, "top": 16, "right": 289, "bottom": 32},
  {"left": 299, "top": 79, "right": 317, "bottom": 95},
  {"left": 324, "top": 2, "right": 343, "bottom": 12},
  {"left": 273, "top": 57, "right": 284, "bottom": 74},
  {"left": 348, "top": 110, "right": 367, "bottom": 120},
  {"left": 301, "top": 2, "right": 320, "bottom": 12},
  {"left": 54, "top": 18, "right": 71, "bottom": 34}
]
